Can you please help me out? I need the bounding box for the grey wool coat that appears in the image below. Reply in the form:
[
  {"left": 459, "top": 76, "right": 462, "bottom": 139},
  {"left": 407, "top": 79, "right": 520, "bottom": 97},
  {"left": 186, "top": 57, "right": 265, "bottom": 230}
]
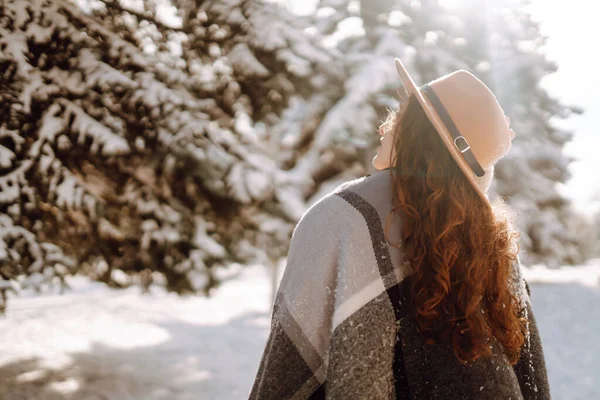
[{"left": 249, "top": 169, "right": 551, "bottom": 400}]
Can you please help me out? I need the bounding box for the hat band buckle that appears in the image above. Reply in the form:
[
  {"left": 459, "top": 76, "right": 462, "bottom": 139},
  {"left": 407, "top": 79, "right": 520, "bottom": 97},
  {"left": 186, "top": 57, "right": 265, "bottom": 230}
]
[{"left": 454, "top": 136, "right": 470, "bottom": 153}]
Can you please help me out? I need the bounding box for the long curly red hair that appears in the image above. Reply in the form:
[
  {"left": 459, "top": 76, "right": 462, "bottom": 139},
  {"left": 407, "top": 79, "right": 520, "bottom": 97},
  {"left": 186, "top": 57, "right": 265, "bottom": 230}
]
[{"left": 382, "top": 92, "right": 528, "bottom": 365}]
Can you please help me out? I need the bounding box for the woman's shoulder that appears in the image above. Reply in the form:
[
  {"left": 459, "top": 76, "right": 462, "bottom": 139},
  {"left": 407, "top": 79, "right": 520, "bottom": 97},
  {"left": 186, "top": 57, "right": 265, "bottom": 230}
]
[
  {"left": 293, "top": 169, "right": 395, "bottom": 238},
  {"left": 308, "top": 168, "right": 393, "bottom": 208}
]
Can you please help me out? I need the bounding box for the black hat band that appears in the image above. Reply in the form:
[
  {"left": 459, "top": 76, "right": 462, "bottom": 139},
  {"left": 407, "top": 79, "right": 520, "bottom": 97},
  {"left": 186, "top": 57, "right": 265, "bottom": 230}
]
[{"left": 420, "top": 84, "right": 486, "bottom": 177}]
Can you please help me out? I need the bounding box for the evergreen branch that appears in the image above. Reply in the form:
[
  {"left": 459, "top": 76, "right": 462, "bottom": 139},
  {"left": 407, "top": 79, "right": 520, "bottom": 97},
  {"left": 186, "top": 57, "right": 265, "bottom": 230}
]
[{"left": 96, "top": 0, "right": 184, "bottom": 33}]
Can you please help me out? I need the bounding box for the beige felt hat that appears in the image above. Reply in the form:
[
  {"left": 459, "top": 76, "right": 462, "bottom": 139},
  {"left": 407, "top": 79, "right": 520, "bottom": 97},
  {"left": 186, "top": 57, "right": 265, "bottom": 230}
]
[{"left": 394, "top": 58, "right": 513, "bottom": 209}]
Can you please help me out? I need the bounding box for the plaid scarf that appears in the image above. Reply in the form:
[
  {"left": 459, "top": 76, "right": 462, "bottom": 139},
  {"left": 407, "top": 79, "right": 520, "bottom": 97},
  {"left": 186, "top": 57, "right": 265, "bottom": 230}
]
[{"left": 249, "top": 170, "right": 551, "bottom": 400}]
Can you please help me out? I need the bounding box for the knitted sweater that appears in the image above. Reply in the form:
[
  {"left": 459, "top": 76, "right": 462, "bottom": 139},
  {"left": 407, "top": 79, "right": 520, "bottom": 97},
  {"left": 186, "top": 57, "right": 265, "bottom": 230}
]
[{"left": 249, "top": 169, "right": 551, "bottom": 400}]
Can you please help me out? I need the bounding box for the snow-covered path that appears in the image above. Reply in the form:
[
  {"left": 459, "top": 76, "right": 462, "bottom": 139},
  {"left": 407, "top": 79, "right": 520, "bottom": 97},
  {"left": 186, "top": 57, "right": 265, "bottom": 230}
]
[
  {"left": 532, "top": 282, "right": 600, "bottom": 399},
  {"left": 0, "top": 263, "right": 598, "bottom": 400},
  {"left": 0, "top": 266, "right": 273, "bottom": 400}
]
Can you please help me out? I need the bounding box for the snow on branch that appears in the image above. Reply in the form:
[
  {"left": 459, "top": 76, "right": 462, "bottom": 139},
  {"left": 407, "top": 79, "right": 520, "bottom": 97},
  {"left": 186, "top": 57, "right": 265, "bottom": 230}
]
[{"left": 61, "top": 100, "right": 131, "bottom": 156}]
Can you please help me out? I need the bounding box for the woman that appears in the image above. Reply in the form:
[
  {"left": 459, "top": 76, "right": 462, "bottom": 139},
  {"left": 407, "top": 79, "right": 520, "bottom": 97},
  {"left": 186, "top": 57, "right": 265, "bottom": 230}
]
[{"left": 249, "top": 58, "right": 551, "bottom": 399}]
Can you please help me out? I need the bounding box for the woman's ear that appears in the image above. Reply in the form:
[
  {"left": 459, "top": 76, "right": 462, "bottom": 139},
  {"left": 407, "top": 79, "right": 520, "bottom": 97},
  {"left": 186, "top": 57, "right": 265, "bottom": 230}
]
[{"left": 372, "top": 128, "right": 396, "bottom": 170}]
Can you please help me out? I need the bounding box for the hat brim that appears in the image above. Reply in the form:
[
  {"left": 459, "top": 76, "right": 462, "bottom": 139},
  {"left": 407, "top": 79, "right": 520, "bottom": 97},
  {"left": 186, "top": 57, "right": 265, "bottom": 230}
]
[{"left": 394, "top": 58, "right": 491, "bottom": 208}]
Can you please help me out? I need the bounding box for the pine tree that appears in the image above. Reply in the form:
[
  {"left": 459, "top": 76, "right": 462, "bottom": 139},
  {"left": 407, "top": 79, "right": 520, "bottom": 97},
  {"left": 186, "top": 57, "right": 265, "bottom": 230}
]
[
  {"left": 0, "top": 0, "right": 590, "bottom": 311},
  {"left": 308, "top": 0, "right": 586, "bottom": 267},
  {"left": 294, "top": 0, "right": 470, "bottom": 204},
  {"left": 0, "top": 0, "right": 340, "bottom": 308}
]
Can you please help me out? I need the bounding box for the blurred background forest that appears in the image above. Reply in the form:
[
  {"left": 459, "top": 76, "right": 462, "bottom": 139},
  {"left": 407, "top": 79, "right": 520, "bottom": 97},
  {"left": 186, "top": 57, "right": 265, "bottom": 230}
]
[
  {"left": 1, "top": 0, "right": 599, "bottom": 308},
  {"left": 0, "top": 0, "right": 599, "bottom": 398}
]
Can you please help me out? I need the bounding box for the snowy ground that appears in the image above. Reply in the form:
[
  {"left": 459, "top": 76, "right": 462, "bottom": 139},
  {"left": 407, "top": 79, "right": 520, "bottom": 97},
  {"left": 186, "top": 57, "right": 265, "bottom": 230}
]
[{"left": 0, "top": 261, "right": 598, "bottom": 400}]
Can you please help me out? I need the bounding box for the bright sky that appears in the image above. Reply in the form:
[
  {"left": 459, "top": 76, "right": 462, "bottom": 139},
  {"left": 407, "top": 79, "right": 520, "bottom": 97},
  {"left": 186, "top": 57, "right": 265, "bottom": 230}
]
[{"left": 528, "top": 0, "right": 600, "bottom": 216}]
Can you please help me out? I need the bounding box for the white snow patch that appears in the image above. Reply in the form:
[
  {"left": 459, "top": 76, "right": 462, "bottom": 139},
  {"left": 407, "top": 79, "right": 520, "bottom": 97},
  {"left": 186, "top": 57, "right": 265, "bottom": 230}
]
[
  {"left": 0, "top": 145, "right": 16, "bottom": 168},
  {"left": 193, "top": 217, "right": 226, "bottom": 258},
  {"left": 0, "top": 265, "right": 272, "bottom": 399},
  {"left": 522, "top": 259, "right": 600, "bottom": 287},
  {"left": 0, "top": 262, "right": 598, "bottom": 399},
  {"left": 322, "top": 17, "right": 365, "bottom": 49},
  {"left": 388, "top": 10, "right": 412, "bottom": 27}
]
